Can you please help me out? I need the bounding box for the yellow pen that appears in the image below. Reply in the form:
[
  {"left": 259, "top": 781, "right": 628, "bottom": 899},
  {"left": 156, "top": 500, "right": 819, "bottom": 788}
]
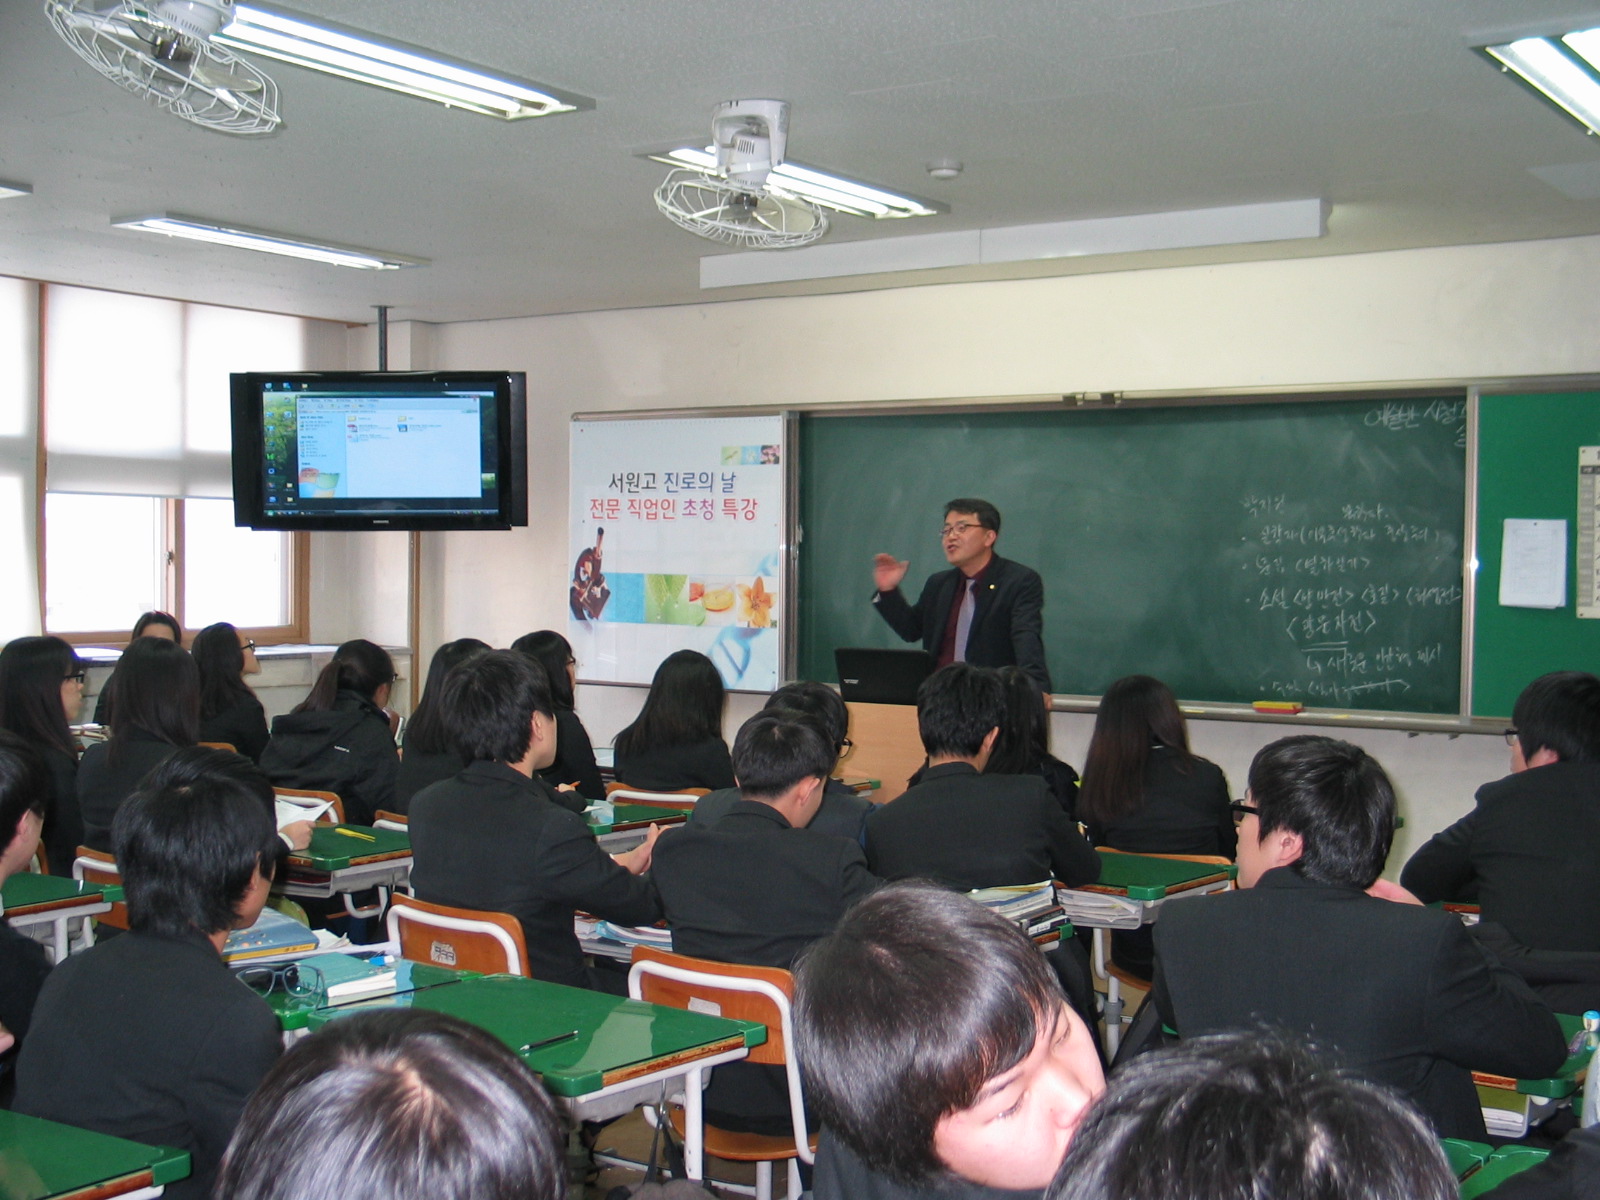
[{"left": 333, "top": 826, "right": 377, "bottom": 842}]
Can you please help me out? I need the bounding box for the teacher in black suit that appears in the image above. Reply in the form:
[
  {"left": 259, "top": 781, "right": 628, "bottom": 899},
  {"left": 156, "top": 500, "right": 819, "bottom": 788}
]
[{"left": 870, "top": 498, "right": 1051, "bottom": 693}]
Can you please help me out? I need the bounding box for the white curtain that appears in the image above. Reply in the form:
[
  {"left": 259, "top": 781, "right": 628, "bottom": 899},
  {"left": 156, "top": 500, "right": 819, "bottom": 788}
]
[{"left": 0, "top": 277, "right": 39, "bottom": 639}]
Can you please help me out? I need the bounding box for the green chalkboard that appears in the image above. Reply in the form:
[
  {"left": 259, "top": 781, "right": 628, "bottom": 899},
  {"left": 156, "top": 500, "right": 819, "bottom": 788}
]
[
  {"left": 1472, "top": 392, "right": 1600, "bottom": 719},
  {"left": 798, "top": 396, "right": 1468, "bottom": 713}
]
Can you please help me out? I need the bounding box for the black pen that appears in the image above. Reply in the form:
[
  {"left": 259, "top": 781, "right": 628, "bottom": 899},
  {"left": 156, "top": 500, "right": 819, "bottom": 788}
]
[{"left": 519, "top": 1030, "right": 579, "bottom": 1053}]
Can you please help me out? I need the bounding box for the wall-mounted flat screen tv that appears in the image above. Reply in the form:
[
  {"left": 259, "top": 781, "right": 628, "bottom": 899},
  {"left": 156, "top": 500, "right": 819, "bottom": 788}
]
[{"left": 230, "top": 371, "right": 528, "bottom": 531}]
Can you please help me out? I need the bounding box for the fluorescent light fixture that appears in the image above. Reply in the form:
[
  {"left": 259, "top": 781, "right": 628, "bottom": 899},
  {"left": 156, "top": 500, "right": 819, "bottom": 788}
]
[
  {"left": 112, "top": 213, "right": 426, "bottom": 269},
  {"left": 0, "top": 181, "right": 31, "bottom": 200},
  {"left": 214, "top": 4, "right": 592, "bottom": 120},
  {"left": 699, "top": 199, "right": 1326, "bottom": 290},
  {"left": 643, "top": 147, "right": 944, "bottom": 219},
  {"left": 1481, "top": 30, "right": 1600, "bottom": 135}
]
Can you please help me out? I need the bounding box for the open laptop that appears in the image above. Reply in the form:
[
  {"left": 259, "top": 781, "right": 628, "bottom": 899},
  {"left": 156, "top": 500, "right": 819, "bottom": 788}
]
[{"left": 834, "top": 647, "right": 937, "bottom": 705}]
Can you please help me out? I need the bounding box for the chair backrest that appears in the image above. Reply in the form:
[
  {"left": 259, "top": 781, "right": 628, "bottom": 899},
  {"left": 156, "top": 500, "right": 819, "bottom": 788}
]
[
  {"left": 72, "top": 845, "right": 129, "bottom": 930},
  {"left": 386, "top": 894, "right": 529, "bottom": 976},
  {"left": 198, "top": 741, "right": 237, "bottom": 753},
  {"left": 629, "top": 946, "right": 811, "bottom": 1161},
  {"left": 275, "top": 788, "right": 345, "bottom": 825},
  {"left": 605, "top": 783, "right": 709, "bottom": 809},
  {"left": 372, "top": 810, "right": 409, "bottom": 832}
]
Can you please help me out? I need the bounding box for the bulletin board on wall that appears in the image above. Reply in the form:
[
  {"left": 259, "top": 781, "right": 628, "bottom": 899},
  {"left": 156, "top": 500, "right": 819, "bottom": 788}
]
[{"left": 567, "top": 413, "right": 791, "bottom": 693}]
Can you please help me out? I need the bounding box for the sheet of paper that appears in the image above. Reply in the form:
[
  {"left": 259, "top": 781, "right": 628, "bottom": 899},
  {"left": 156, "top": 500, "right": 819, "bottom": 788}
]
[
  {"left": 275, "top": 796, "right": 333, "bottom": 828},
  {"left": 1499, "top": 518, "right": 1567, "bottom": 609}
]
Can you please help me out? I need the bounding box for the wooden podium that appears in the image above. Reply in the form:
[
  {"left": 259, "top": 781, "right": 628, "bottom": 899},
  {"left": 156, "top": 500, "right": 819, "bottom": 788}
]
[{"left": 842, "top": 702, "right": 925, "bottom": 803}]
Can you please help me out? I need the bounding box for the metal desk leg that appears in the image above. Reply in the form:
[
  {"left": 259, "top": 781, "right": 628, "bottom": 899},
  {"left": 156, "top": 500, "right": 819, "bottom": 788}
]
[
  {"left": 50, "top": 916, "right": 69, "bottom": 964},
  {"left": 1094, "top": 928, "right": 1124, "bottom": 1058},
  {"left": 682, "top": 1063, "right": 704, "bottom": 1181}
]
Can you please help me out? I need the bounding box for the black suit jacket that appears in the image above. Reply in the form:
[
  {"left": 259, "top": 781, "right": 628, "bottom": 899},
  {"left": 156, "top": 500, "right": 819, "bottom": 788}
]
[
  {"left": 691, "top": 778, "right": 872, "bottom": 845},
  {"left": 538, "top": 707, "right": 607, "bottom": 801},
  {"left": 1151, "top": 867, "right": 1565, "bottom": 1140},
  {"left": 872, "top": 554, "right": 1050, "bottom": 692},
  {"left": 864, "top": 763, "right": 1099, "bottom": 889},
  {"left": 197, "top": 693, "right": 269, "bottom": 762},
  {"left": 14, "top": 929, "right": 280, "bottom": 1200},
  {"left": 1400, "top": 762, "right": 1600, "bottom": 952},
  {"left": 1478, "top": 1124, "right": 1600, "bottom": 1200},
  {"left": 77, "top": 732, "right": 181, "bottom": 852},
  {"left": 260, "top": 691, "right": 399, "bottom": 827},
  {"left": 614, "top": 736, "right": 735, "bottom": 792},
  {"left": 409, "top": 759, "right": 661, "bottom": 987},
  {"left": 653, "top": 800, "right": 877, "bottom": 969}
]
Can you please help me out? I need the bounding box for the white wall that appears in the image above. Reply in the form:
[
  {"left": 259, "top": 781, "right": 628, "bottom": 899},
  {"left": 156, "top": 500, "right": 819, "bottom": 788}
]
[{"left": 363, "top": 233, "right": 1600, "bottom": 873}]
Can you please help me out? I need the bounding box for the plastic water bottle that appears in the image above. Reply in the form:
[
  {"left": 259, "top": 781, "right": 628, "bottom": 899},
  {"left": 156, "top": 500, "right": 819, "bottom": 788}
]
[{"left": 1582, "top": 1011, "right": 1600, "bottom": 1128}]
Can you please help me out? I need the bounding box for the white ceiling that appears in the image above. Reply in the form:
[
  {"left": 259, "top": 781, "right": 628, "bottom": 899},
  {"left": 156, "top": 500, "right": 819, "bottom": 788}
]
[{"left": 3, "top": 0, "right": 1600, "bottom": 325}]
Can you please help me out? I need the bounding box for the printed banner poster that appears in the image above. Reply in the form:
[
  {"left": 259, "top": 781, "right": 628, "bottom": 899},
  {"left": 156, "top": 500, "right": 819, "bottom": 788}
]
[{"left": 568, "top": 416, "right": 785, "bottom": 690}]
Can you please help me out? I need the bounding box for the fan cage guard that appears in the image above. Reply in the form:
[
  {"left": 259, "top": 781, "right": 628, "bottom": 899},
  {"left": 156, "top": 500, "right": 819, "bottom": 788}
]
[
  {"left": 46, "top": 0, "right": 281, "bottom": 135},
  {"left": 655, "top": 168, "right": 829, "bottom": 250}
]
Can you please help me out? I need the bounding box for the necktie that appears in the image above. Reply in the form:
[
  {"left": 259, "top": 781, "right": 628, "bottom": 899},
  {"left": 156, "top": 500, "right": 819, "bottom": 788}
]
[{"left": 953, "top": 577, "right": 977, "bottom": 662}]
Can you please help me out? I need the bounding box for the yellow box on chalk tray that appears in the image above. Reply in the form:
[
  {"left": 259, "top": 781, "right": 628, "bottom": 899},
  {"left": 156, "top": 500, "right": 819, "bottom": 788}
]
[{"left": 1252, "top": 700, "right": 1304, "bottom": 714}]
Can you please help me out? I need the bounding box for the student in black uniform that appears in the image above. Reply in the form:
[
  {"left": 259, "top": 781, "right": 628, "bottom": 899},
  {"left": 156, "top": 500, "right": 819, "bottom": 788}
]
[
  {"left": 408, "top": 650, "right": 660, "bottom": 991},
  {"left": 215, "top": 1009, "right": 567, "bottom": 1200},
  {"left": 511, "top": 630, "right": 605, "bottom": 804},
  {"left": 193, "top": 622, "right": 270, "bottom": 762},
  {"left": 91, "top": 610, "right": 181, "bottom": 726},
  {"left": 77, "top": 636, "right": 198, "bottom": 850},
  {"left": 0, "top": 635, "right": 85, "bottom": 875},
  {"left": 17, "top": 748, "right": 285, "bottom": 1200},
  {"left": 796, "top": 883, "right": 1105, "bottom": 1200},
  {"left": 690, "top": 681, "right": 873, "bottom": 843},
  {"left": 393, "top": 638, "right": 490, "bottom": 814},
  {"left": 989, "top": 666, "right": 1079, "bottom": 817},
  {"left": 261, "top": 639, "right": 399, "bottom": 826},
  {"left": 0, "top": 732, "right": 54, "bottom": 1087},
  {"left": 1077, "top": 674, "right": 1232, "bottom": 978},
  {"left": 612, "top": 649, "right": 734, "bottom": 791}
]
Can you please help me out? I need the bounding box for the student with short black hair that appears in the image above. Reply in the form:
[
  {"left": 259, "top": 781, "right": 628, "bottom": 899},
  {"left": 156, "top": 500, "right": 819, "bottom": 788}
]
[
  {"left": 612, "top": 649, "right": 734, "bottom": 792},
  {"left": 16, "top": 747, "right": 285, "bottom": 1200},
  {"left": 1047, "top": 1032, "right": 1457, "bottom": 1200},
  {"left": 1152, "top": 734, "right": 1565, "bottom": 1140},
  {"left": 394, "top": 637, "right": 490, "bottom": 813},
  {"left": 865, "top": 663, "right": 1098, "bottom": 889},
  {"left": 1403, "top": 671, "right": 1600, "bottom": 955},
  {"left": 77, "top": 636, "right": 198, "bottom": 850},
  {"left": 192, "top": 622, "right": 270, "bottom": 762},
  {"left": 408, "top": 650, "right": 661, "bottom": 991},
  {"left": 796, "top": 882, "right": 1104, "bottom": 1199},
  {"left": 214, "top": 1008, "right": 567, "bottom": 1200},
  {"left": 0, "top": 635, "right": 85, "bottom": 875},
  {"left": 690, "top": 680, "right": 872, "bottom": 842},
  {"left": 0, "top": 732, "right": 54, "bottom": 1074},
  {"left": 511, "top": 629, "right": 606, "bottom": 803},
  {"left": 261, "top": 638, "right": 399, "bottom": 826}
]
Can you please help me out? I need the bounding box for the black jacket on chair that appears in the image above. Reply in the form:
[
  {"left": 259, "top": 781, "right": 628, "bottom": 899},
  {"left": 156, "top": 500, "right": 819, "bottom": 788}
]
[
  {"left": 408, "top": 759, "right": 660, "bottom": 988},
  {"left": 260, "top": 691, "right": 398, "bottom": 826},
  {"left": 864, "top": 762, "right": 1098, "bottom": 890},
  {"left": 1151, "top": 867, "right": 1566, "bottom": 1140},
  {"left": 1400, "top": 762, "right": 1600, "bottom": 953},
  {"left": 871, "top": 553, "right": 1051, "bottom": 692}
]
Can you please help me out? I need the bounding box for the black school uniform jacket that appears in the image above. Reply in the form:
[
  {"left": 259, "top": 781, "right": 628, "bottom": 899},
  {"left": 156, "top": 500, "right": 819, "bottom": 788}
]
[
  {"left": 690, "top": 778, "right": 872, "bottom": 845},
  {"left": 614, "top": 735, "right": 736, "bottom": 792},
  {"left": 871, "top": 553, "right": 1051, "bottom": 693},
  {"left": 77, "top": 732, "right": 181, "bottom": 852},
  {"left": 197, "top": 692, "right": 270, "bottom": 762},
  {"left": 408, "top": 759, "right": 660, "bottom": 987},
  {"left": 653, "top": 800, "right": 878, "bottom": 969},
  {"left": 537, "top": 706, "right": 607, "bottom": 801},
  {"left": 38, "top": 743, "right": 81, "bottom": 877},
  {"left": 260, "top": 690, "right": 398, "bottom": 826},
  {"left": 1152, "top": 867, "right": 1565, "bottom": 1140},
  {"left": 1401, "top": 762, "right": 1600, "bottom": 953},
  {"left": 864, "top": 762, "right": 1099, "bottom": 890},
  {"left": 14, "top": 929, "right": 280, "bottom": 1200}
]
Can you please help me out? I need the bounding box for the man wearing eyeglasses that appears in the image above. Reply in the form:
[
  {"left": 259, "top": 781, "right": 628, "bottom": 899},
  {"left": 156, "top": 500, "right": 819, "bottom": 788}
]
[
  {"left": 1402, "top": 671, "right": 1600, "bottom": 964},
  {"left": 871, "top": 498, "right": 1051, "bottom": 693}
]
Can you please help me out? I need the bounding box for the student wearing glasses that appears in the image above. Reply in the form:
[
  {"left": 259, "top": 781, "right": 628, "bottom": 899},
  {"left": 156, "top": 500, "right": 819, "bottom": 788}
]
[
  {"left": 193, "top": 622, "right": 270, "bottom": 763},
  {"left": 870, "top": 499, "right": 1051, "bottom": 693},
  {"left": 0, "top": 636, "right": 86, "bottom": 875},
  {"left": 0, "top": 733, "right": 55, "bottom": 1082},
  {"left": 16, "top": 748, "right": 285, "bottom": 1200}
]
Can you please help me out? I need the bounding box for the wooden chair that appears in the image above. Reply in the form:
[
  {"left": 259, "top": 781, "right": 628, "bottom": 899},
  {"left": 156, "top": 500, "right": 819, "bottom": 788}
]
[
  {"left": 198, "top": 741, "right": 237, "bottom": 753},
  {"left": 274, "top": 788, "right": 344, "bottom": 824},
  {"left": 372, "top": 810, "right": 409, "bottom": 832},
  {"left": 386, "top": 894, "right": 529, "bottom": 976},
  {"left": 628, "top": 946, "right": 814, "bottom": 1200},
  {"left": 71, "top": 846, "right": 128, "bottom": 932},
  {"left": 1094, "top": 850, "right": 1233, "bottom": 1055},
  {"left": 604, "top": 782, "right": 709, "bottom": 809}
]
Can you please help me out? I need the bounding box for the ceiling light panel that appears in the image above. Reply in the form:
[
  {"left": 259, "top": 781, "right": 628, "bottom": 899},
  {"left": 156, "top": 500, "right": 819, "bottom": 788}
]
[
  {"left": 645, "top": 148, "right": 944, "bottom": 219},
  {"left": 112, "top": 214, "right": 426, "bottom": 269},
  {"left": 1481, "top": 31, "right": 1600, "bottom": 136},
  {"left": 215, "top": 4, "right": 593, "bottom": 119}
]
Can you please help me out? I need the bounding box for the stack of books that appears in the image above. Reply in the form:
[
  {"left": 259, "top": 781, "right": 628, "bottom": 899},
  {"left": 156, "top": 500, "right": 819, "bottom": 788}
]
[
  {"left": 967, "top": 882, "right": 1071, "bottom": 940},
  {"left": 223, "top": 907, "right": 320, "bottom": 963}
]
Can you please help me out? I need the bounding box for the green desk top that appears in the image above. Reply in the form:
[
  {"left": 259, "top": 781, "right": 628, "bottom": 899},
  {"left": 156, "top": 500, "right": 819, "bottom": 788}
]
[
  {"left": 1459, "top": 1146, "right": 1551, "bottom": 1199},
  {"left": 306, "top": 973, "right": 766, "bottom": 1097},
  {"left": 289, "top": 825, "right": 412, "bottom": 872},
  {"left": 267, "top": 961, "right": 478, "bottom": 1031},
  {"left": 1079, "top": 850, "right": 1237, "bottom": 901},
  {"left": 1, "top": 873, "right": 121, "bottom": 912},
  {"left": 0, "top": 1108, "right": 190, "bottom": 1198},
  {"left": 589, "top": 805, "right": 689, "bottom": 833},
  {"left": 1441, "top": 1138, "right": 1492, "bottom": 1179}
]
